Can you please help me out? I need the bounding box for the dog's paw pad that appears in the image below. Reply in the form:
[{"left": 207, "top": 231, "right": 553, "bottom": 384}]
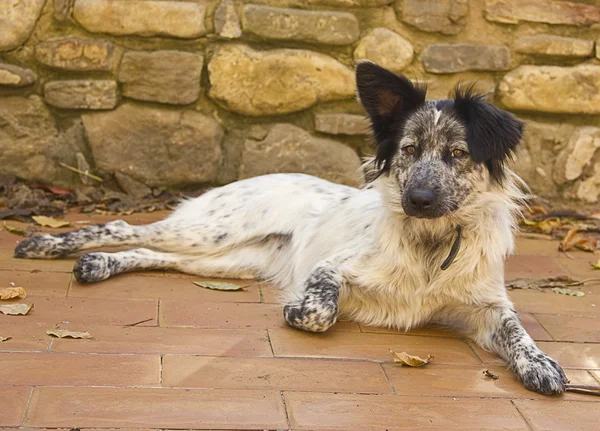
[{"left": 73, "top": 253, "right": 115, "bottom": 284}]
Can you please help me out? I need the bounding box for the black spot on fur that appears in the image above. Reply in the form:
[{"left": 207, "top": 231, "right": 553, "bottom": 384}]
[
  {"left": 453, "top": 85, "right": 524, "bottom": 183},
  {"left": 214, "top": 233, "right": 228, "bottom": 244}
]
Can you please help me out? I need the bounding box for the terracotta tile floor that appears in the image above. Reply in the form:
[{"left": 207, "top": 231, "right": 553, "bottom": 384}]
[{"left": 1, "top": 211, "right": 599, "bottom": 431}]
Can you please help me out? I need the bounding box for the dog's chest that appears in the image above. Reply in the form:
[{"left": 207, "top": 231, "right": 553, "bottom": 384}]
[{"left": 340, "top": 259, "right": 451, "bottom": 329}]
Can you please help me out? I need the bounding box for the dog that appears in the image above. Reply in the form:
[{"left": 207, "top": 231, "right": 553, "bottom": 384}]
[{"left": 14, "top": 61, "right": 567, "bottom": 395}]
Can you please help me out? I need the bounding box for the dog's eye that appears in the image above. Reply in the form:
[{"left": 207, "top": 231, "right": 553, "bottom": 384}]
[
  {"left": 451, "top": 149, "right": 467, "bottom": 158},
  {"left": 403, "top": 145, "right": 416, "bottom": 155}
]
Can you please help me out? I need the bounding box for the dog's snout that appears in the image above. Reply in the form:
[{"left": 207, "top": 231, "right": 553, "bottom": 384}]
[
  {"left": 408, "top": 189, "right": 435, "bottom": 211},
  {"left": 404, "top": 188, "right": 441, "bottom": 218}
]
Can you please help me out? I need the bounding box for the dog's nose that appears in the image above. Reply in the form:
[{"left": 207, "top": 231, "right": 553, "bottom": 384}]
[{"left": 408, "top": 189, "right": 435, "bottom": 211}]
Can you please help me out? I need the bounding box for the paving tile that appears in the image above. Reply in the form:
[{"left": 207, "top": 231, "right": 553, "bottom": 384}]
[
  {"left": 591, "top": 369, "right": 600, "bottom": 383},
  {"left": 534, "top": 314, "right": 600, "bottom": 342},
  {"left": 0, "top": 321, "right": 51, "bottom": 351},
  {"left": 383, "top": 364, "right": 597, "bottom": 401},
  {"left": 509, "top": 289, "right": 599, "bottom": 318},
  {"left": 0, "top": 227, "right": 28, "bottom": 251},
  {"left": 0, "top": 352, "right": 160, "bottom": 387},
  {"left": 269, "top": 327, "right": 480, "bottom": 365},
  {"left": 514, "top": 400, "right": 600, "bottom": 430},
  {"left": 162, "top": 356, "right": 391, "bottom": 394},
  {"left": 259, "top": 282, "right": 282, "bottom": 304},
  {"left": 50, "top": 325, "right": 272, "bottom": 357},
  {"left": 285, "top": 392, "right": 528, "bottom": 431},
  {"left": 0, "top": 270, "right": 70, "bottom": 297},
  {"left": 160, "top": 301, "right": 282, "bottom": 329},
  {"left": 537, "top": 342, "right": 600, "bottom": 369},
  {"left": 557, "top": 254, "right": 599, "bottom": 278},
  {"left": 0, "top": 385, "right": 32, "bottom": 426},
  {"left": 519, "top": 313, "right": 554, "bottom": 341},
  {"left": 514, "top": 236, "right": 561, "bottom": 257},
  {"left": 0, "top": 250, "right": 75, "bottom": 273},
  {"left": 25, "top": 386, "right": 288, "bottom": 429},
  {"left": 505, "top": 255, "right": 565, "bottom": 280},
  {"left": 474, "top": 342, "right": 600, "bottom": 369},
  {"left": 69, "top": 274, "right": 261, "bottom": 302},
  {"left": 1, "top": 296, "right": 158, "bottom": 326}
]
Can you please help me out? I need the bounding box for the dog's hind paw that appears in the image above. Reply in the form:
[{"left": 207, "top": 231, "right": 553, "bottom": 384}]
[
  {"left": 14, "top": 235, "right": 68, "bottom": 259},
  {"left": 73, "top": 253, "right": 116, "bottom": 284}
]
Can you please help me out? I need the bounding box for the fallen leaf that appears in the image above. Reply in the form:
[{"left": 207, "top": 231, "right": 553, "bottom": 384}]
[
  {"left": 592, "top": 260, "right": 600, "bottom": 270},
  {"left": 0, "top": 286, "right": 26, "bottom": 300},
  {"left": 2, "top": 222, "right": 25, "bottom": 236},
  {"left": 589, "top": 211, "right": 600, "bottom": 221},
  {"left": 551, "top": 287, "right": 585, "bottom": 297},
  {"left": 528, "top": 205, "right": 548, "bottom": 215},
  {"left": 482, "top": 369, "right": 499, "bottom": 380},
  {"left": 559, "top": 228, "right": 582, "bottom": 252},
  {"left": 390, "top": 349, "right": 433, "bottom": 367},
  {"left": 0, "top": 336, "right": 11, "bottom": 342},
  {"left": 32, "top": 215, "right": 70, "bottom": 228},
  {"left": 521, "top": 218, "right": 561, "bottom": 235},
  {"left": 46, "top": 329, "right": 92, "bottom": 339},
  {"left": 0, "top": 303, "right": 33, "bottom": 315},
  {"left": 575, "top": 236, "right": 599, "bottom": 252},
  {"left": 506, "top": 276, "right": 588, "bottom": 291},
  {"left": 193, "top": 281, "right": 246, "bottom": 291}
]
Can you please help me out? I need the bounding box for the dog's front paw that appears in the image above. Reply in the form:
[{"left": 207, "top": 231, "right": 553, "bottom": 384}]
[
  {"left": 73, "top": 253, "right": 115, "bottom": 284},
  {"left": 516, "top": 353, "right": 567, "bottom": 395},
  {"left": 283, "top": 303, "right": 338, "bottom": 333}
]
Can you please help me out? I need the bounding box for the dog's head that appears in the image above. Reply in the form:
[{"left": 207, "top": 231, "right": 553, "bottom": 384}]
[{"left": 356, "top": 62, "right": 524, "bottom": 219}]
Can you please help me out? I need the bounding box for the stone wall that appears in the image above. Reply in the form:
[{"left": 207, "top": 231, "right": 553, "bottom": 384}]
[{"left": 1, "top": 0, "right": 600, "bottom": 201}]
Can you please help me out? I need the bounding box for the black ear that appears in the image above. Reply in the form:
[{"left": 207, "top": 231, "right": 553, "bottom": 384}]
[
  {"left": 453, "top": 86, "right": 524, "bottom": 183},
  {"left": 356, "top": 61, "right": 426, "bottom": 173}
]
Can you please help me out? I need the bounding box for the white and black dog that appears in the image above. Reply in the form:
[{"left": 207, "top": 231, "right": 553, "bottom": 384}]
[{"left": 15, "top": 62, "right": 567, "bottom": 395}]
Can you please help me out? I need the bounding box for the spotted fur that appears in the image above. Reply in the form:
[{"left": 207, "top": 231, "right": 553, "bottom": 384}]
[{"left": 14, "top": 62, "right": 565, "bottom": 395}]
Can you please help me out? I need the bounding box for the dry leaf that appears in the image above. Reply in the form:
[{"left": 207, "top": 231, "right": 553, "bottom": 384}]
[
  {"left": 0, "top": 286, "right": 26, "bottom": 300},
  {"left": 3, "top": 222, "right": 25, "bottom": 236},
  {"left": 589, "top": 211, "right": 600, "bottom": 221},
  {"left": 390, "top": 349, "right": 433, "bottom": 367},
  {"left": 46, "top": 329, "right": 92, "bottom": 339},
  {"left": 32, "top": 215, "right": 70, "bottom": 228},
  {"left": 592, "top": 260, "right": 600, "bottom": 270},
  {"left": 551, "top": 287, "right": 585, "bottom": 297},
  {"left": 528, "top": 205, "right": 548, "bottom": 215},
  {"left": 0, "top": 303, "right": 33, "bottom": 315},
  {"left": 482, "top": 369, "right": 499, "bottom": 380},
  {"left": 193, "top": 281, "right": 246, "bottom": 291},
  {"left": 559, "top": 228, "right": 582, "bottom": 252},
  {"left": 575, "top": 237, "right": 599, "bottom": 252},
  {"left": 506, "top": 276, "right": 587, "bottom": 291},
  {"left": 0, "top": 336, "right": 11, "bottom": 342},
  {"left": 521, "top": 218, "right": 561, "bottom": 235}
]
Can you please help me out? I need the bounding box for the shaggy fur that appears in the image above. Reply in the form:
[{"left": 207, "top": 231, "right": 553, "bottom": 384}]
[{"left": 14, "top": 61, "right": 567, "bottom": 395}]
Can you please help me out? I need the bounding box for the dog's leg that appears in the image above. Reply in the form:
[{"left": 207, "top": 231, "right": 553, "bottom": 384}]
[
  {"left": 14, "top": 217, "right": 243, "bottom": 259},
  {"left": 439, "top": 305, "right": 567, "bottom": 395},
  {"left": 14, "top": 220, "right": 150, "bottom": 259},
  {"left": 73, "top": 242, "right": 276, "bottom": 283},
  {"left": 283, "top": 264, "right": 343, "bottom": 333},
  {"left": 73, "top": 248, "right": 181, "bottom": 283}
]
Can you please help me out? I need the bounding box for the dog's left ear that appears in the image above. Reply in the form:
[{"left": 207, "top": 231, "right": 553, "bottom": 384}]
[{"left": 453, "top": 86, "right": 524, "bottom": 182}]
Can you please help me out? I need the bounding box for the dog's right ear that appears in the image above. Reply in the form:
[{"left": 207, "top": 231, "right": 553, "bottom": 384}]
[{"left": 356, "top": 61, "right": 426, "bottom": 173}]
